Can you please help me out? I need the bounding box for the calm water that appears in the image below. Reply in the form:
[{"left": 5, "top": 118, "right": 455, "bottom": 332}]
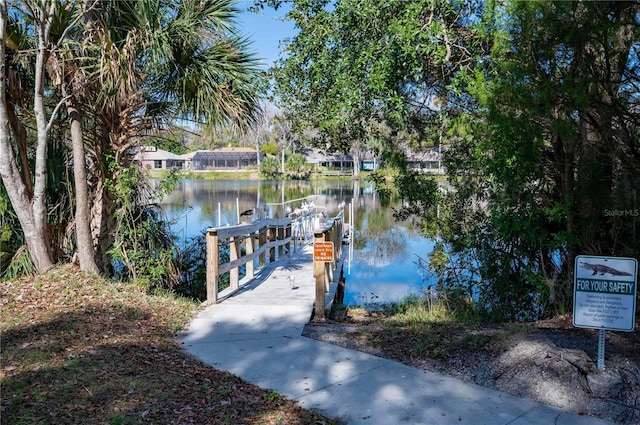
[{"left": 160, "top": 179, "right": 434, "bottom": 306}]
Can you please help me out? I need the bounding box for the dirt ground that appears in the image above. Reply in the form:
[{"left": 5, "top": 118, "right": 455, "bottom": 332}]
[{"left": 302, "top": 313, "right": 640, "bottom": 424}]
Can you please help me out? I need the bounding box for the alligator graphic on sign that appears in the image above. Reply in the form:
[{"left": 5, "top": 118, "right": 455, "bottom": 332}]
[{"left": 579, "top": 262, "right": 633, "bottom": 277}]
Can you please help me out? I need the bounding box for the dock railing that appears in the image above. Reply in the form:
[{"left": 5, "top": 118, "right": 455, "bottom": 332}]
[
  {"left": 205, "top": 218, "right": 292, "bottom": 305},
  {"left": 266, "top": 196, "right": 325, "bottom": 252},
  {"left": 313, "top": 212, "right": 344, "bottom": 321},
  {"left": 205, "top": 209, "right": 345, "bottom": 313}
]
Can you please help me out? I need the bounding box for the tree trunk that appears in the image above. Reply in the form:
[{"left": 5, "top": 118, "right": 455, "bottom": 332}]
[
  {"left": 90, "top": 169, "right": 118, "bottom": 274},
  {"left": 31, "top": 1, "right": 56, "bottom": 258},
  {"left": 0, "top": 1, "right": 54, "bottom": 272},
  {"left": 5, "top": 96, "right": 33, "bottom": 197},
  {"left": 67, "top": 98, "right": 100, "bottom": 273},
  {"left": 351, "top": 147, "right": 362, "bottom": 178}
]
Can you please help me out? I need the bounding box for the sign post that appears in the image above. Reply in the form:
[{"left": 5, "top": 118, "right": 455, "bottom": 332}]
[
  {"left": 313, "top": 240, "right": 335, "bottom": 322},
  {"left": 313, "top": 241, "right": 334, "bottom": 263},
  {"left": 573, "top": 255, "right": 638, "bottom": 369}
]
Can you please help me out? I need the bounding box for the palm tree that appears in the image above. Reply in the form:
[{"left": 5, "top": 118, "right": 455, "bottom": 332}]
[
  {"left": 86, "top": 0, "right": 263, "bottom": 275},
  {"left": 2, "top": 0, "right": 262, "bottom": 278},
  {"left": 44, "top": 1, "right": 100, "bottom": 273}
]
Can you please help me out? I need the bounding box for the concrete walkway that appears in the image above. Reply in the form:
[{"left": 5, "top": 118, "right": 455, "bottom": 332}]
[{"left": 181, "top": 245, "right": 614, "bottom": 425}]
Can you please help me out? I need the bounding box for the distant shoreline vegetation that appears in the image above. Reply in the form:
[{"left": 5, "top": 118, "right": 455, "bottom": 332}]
[{"left": 148, "top": 169, "right": 362, "bottom": 181}]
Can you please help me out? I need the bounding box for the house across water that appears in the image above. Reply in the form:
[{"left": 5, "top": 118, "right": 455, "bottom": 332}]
[
  {"left": 136, "top": 146, "right": 264, "bottom": 171},
  {"left": 136, "top": 145, "right": 444, "bottom": 174},
  {"left": 190, "top": 147, "right": 265, "bottom": 170}
]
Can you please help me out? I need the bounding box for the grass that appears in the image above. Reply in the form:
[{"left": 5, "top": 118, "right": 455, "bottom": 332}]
[
  {"left": 147, "top": 168, "right": 362, "bottom": 182},
  {"left": 337, "top": 296, "right": 521, "bottom": 362},
  {"left": 1, "top": 265, "right": 339, "bottom": 425},
  {"left": 148, "top": 169, "right": 261, "bottom": 181}
]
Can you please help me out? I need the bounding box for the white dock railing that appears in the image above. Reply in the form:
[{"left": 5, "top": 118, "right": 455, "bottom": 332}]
[{"left": 205, "top": 218, "right": 291, "bottom": 305}]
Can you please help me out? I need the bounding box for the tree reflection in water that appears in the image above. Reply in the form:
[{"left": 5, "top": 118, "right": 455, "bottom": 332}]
[{"left": 160, "top": 179, "right": 434, "bottom": 306}]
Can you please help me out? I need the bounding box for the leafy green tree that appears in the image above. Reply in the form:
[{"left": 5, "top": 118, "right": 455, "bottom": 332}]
[
  {"left": 259, "top": 156, "right": 281, "bottom": 178},
  {"left": 267, "top": 0, "right": 488, "bottom": 167},
  {"left": 107, "top": 166, "right": 180, "bottom": 289},
  {"left": 444, "top": 0, "right": 640, "bottom": 319},
  {"left": 261, "top": 142, "right": 279, "bottom": 156},
  {"left": 264, "top": 0, "right": 640, "bottom": 321},
  {"left": 270, "top": 0, "right": 393, "bottom": 175},
  {"left": 285, "top": 152, "right": 310, "bottom": 179}
]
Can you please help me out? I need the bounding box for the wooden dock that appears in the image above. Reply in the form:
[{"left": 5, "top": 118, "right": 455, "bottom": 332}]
[{"left": 204, "top": 211, "right": 345, "bottom": 320}]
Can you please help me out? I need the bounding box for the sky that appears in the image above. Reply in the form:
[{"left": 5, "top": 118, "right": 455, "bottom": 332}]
[{"left": 235, "top": 2, "right": 297, "bottom": 69}]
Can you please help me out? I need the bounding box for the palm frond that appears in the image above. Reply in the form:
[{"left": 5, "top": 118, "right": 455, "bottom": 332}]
[{"left": 1, "top": 245, "right": 36, "bottom": 280}]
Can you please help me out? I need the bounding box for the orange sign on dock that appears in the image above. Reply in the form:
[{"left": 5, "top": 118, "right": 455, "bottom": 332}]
[{"left": 313, "top": 241, "right": 334, "bottom": 262}]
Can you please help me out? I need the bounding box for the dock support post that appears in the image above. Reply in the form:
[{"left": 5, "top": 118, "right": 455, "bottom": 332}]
[
  {"left": 258, "top": 228, "right": 266, "bottom": 267},
  {"left": 314, "top": 231, "right": 326, "bottom": 321},
  {"left": 285, "top": 222, "right": 292, "bottom": 258},
  {"left": 230, "top": 236, "right": 240, "bottom": 291},
  {"left": 268, "top": 226, "right": 277, "bottom": 263},
  {"left": 245, "top": 231, "right": 255, "bottom": 280},
  {"left": 206, "top": 230, "right": 219, "bottom": 305}
]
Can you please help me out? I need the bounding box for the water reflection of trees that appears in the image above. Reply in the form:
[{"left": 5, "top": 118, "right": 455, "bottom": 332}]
[
  {"left": 354, "top": 196, "right": 413, "bottom": 267},
  {"left": 159, "top": 179, "right": 433, "bottom": 301},
  {"left": 162, "top": 179, "right": 372, "bottom": 222},
  {"left": 360, "top": 229, "right": 408, "bottom": 267}
]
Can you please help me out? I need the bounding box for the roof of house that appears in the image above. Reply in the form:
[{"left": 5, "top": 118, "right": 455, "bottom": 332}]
[
  {"left": 192, "top": 147, "right": 262, "bottom": 161},
  {"left": 136, "top": 147, "right": 178, "bottom": 161},
  {"left": 178, "top": 150, "right": 208, "bottom": 160},
  {"left": 138, "top": 147, "right": 260, "bottom": 161}
]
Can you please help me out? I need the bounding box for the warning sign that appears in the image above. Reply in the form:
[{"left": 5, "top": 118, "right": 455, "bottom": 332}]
[
  {"left": 313, "top": 241, "right": 334, "bottom": 262},
  {"left": 573, "top": 255, "right": 637, "bottom": 331}
]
